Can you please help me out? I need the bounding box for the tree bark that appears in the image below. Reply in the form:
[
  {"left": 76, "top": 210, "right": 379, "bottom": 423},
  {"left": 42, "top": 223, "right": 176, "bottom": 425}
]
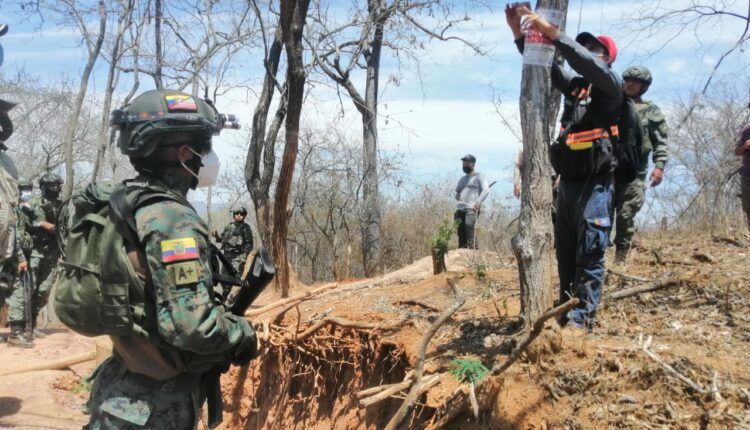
[
  {"left": 512, "top": 0, "right": 568, "bottom": 326},
  {"left": 62, "top": 0, "right": 106, "bottom": 198},
  {"left": 93, "top": 0, "right": 132, "bottom": 181},
  {"left": 360, "top": 0, "right": 386, "bottom": 277},
  {"left": 153, "top": 0, "right": 164, "bottom": 89},
  {"left": 245, "top": 26, "right": 286, "bottom": 249},
  {"left": 273, "top": 0, "right": 310, "bottom": 297}
]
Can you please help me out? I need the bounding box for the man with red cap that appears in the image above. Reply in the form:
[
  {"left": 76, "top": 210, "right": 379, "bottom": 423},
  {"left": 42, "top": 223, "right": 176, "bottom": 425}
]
[
  {"left": 506, "top": 4, "right": 623, "bottom": 332},
  {"left": 735, "top": 123, "right": 750, "bottom": 233}
]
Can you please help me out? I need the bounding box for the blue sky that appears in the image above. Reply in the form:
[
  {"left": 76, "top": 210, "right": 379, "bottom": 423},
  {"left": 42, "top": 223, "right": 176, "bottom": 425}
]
[{"left": 1, "top": 0, "right": 748, "bottom": 218}]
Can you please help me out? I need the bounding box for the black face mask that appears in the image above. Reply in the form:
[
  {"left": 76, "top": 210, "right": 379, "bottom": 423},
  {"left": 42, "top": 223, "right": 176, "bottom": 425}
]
[
  {"left": 42, "top": 185, "right": 61, "bottom": 200},
  {"left": 462, "top": 166, "right": 473, "bottom": 174}
]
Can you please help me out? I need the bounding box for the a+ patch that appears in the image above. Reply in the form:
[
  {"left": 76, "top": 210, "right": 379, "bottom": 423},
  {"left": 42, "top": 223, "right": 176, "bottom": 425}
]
[{"left": 169, "top": 261, "right": 200, "bottom": 286}]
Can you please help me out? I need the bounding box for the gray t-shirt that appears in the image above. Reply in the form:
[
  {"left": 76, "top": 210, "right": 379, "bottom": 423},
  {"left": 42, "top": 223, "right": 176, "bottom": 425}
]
[{"left": 455, "top": 172, "right": 489, "bottom": 211}]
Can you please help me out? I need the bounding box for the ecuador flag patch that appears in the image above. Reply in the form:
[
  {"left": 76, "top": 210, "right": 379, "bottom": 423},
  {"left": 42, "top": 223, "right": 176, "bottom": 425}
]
[{"left": 161, "top": 237, "right": 199, "bottom": 263}]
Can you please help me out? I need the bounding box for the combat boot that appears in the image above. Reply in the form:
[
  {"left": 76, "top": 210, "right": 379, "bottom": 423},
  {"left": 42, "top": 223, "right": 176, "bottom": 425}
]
[
  {"left": 8, "top": 323, "right": 34, "bottom": 348},
  {"left": 614, "top": 246, "right": 630, "bottom": 266}
]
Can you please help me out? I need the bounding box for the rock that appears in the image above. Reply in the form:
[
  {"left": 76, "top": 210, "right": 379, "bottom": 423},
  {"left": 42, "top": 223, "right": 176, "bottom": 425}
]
[{"left": 619, "top": 394, "right": 637, "bottom": 404}]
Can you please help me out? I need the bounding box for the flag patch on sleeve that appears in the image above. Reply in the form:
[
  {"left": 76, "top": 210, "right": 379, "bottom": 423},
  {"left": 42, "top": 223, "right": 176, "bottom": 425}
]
[
  {"left": 165, "top": 94, "right": 198, "bottom": 112},
  {"left": 161, "top": 237, "right": 199, "bottom": 263}
]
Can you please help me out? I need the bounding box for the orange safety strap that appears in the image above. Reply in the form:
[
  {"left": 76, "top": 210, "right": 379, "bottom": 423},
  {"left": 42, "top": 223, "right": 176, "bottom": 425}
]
[
  {"left": 559, "top": 125, "right": 619, "bottom": 151},
  {"left": 565, "top": 126, "right": 619, "bottom": 143}
]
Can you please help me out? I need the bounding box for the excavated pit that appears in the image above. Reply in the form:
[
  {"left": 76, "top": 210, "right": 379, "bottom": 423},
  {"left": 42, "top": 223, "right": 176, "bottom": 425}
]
[{"left": 220, "top": 325, "right": 433, "bottom": 430}]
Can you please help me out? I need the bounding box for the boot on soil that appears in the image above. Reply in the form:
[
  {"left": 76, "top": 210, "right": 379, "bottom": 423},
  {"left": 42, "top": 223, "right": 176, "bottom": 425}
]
[
  {"left": 614, "top": 246, "right": 630, "bottom": 267},
  {"left": 8, "top": 323, "right": 34, "bottom": 348},
  {"left": 32, "top": 327, "right": 46, "bottom": 339}
]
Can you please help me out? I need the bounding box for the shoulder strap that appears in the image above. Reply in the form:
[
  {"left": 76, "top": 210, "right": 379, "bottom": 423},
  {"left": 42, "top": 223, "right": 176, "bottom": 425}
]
[{"left": 109, "top": 185, "right": 185, "bottom": 248}]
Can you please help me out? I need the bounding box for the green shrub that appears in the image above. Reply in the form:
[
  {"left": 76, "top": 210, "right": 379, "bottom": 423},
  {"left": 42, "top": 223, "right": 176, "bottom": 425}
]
[
  {"left": 448, "top": 358, "right": 490, "bottom": 385},
  {"left": 431, "top": 218, "right": 459, "bottom": 259}
]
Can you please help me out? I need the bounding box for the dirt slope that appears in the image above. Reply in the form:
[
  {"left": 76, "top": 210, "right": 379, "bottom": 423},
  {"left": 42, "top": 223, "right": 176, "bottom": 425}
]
[
  {"left": 1, "top": 230, "right": 749, "bottom": 429},
  {"left": 222, "top": 230, "right": 750, "bottom": 429}
]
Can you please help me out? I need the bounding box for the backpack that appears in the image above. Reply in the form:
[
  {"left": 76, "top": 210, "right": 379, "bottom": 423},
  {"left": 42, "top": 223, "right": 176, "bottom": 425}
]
[
  {"left": 608, "top": 95, "right": 644, "bottom": 183},
  {"left": 0, "top": 152, "right": 18, "bottom": 261},
  {"left": 53, "top": 182, "right": 186, "bottom": 338}
]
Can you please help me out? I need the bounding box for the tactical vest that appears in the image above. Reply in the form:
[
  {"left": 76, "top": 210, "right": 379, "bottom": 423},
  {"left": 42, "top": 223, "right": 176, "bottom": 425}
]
[{"left": 551, "top": 88, "right": 620, "bottom": 180}]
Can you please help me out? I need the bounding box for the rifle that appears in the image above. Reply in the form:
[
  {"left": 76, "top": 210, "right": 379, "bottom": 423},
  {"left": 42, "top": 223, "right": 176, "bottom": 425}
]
[
  {"left": 205, "top": 244, "right": 275, "bottom": 427},
  {"left": 21, "top": 268, "right": 34, "bottom": 335}
]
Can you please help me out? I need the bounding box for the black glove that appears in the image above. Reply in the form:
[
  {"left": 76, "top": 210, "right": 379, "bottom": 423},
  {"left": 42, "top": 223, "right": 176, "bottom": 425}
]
[{"left": 232, "top": 325, "right": 258, "bottom": 366}]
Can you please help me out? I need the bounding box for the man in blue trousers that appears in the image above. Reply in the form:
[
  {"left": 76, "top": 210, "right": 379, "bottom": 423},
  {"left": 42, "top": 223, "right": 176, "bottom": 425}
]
[{"left": 507, "top": 4, "right": 622, "bottom": 331}]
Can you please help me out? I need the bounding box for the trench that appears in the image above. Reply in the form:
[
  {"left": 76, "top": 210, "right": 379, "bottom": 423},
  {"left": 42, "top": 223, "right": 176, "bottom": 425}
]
[{"left": 221, "top": 325, "right": 433, "bottom": 430}]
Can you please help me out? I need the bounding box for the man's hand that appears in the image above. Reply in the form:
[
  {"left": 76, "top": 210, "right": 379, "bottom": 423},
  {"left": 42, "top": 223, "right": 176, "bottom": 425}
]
[
  {"left": 504, "top": 3, "right": 523, "bottom": 39},
  {"left": 513, "top": 183, "right": 521, "bottom": 198},
  {"left": 212, "top": 230, "right": 221, "bottom": 242},
  {"left": 517, "top": 7, "right": 560, "bottom": 41},
  {"left": 650, "top": 168, "right": 664, "bottom": 187},
  {"left": 39, "top": 221, "right": 56, "bottom": 232},
  {"left": 18, "top": 260, "right": 28, "bottom": 272},
  {"left": 474, "top": 203, "right": 481, "bottom": 213}
]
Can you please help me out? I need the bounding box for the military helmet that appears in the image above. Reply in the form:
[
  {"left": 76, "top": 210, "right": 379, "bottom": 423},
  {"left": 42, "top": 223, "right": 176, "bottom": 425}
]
[
  {"left": 232, "top": 206, "right": 248, "bottom": 216},
  {"left": 622, "top": 66, "right": 653, "bottom": 85},
  {"left": 39, "top": 172, "right": 63, "bottom": 187},
  {"left": 17, "top": 178, "right": 32, "bottom": 190},
  {"left": 110, "top": 89, "right": 222, "bottom": 158}
]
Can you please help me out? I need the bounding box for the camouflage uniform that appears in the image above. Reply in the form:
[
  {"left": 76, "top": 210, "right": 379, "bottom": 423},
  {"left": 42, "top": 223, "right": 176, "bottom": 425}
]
[
  {"left": 87, "top": 89, "right": 255, "bottom": 429},
  {"left": 88, "top": 181, "right": 253, "bottom": 429},
  {"left": 28, "top": 193, "right": 66, "bottom": 324},
  {"left": 0, "top": 151, "right": 19, "bottom": 329},
  {"left": 6, "top": 185, "right": 33, "bottom": 326},
  {"left": 614, "top": 67, "right": 669, "bottom": 262},
  {"left": 218, "top": 220, "right": 253, "bottom": 274}
]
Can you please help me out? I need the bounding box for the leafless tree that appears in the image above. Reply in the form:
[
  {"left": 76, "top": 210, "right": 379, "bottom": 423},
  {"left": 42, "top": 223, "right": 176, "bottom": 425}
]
[
  {"left": 308, "top": 0, "right": 483, "bottom": 277},
  {"left": 92, "top": 0, "right": 137, "bottom": 181},
  {"left": 623, "top": 1, "right": 750, "bottom": 96},
  {"left": 25, "top": 0, "right": 108, "bottom": 198},
  {"left": 649, "top": 80, "right": 750, "bottom": 232},
  {"left": 0, "top": 73, "right": 101, "bottom": 186},
  {"left": 273, "top": 0, "right": 311, "bottom": 297},
  {"left": 245, "top": 1, "right": 287, "bottom": 249}
]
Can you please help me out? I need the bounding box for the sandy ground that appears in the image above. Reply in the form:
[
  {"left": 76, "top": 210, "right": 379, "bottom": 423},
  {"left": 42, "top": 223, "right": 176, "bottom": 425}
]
[{"left": 0, "top": 328, "right": 94, "bottom": 430}]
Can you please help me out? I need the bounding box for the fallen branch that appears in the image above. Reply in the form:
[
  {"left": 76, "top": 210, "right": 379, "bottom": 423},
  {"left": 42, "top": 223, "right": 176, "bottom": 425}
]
[
  {"left": 609, "top": 279, "right": 681, "bottom": 300},
  {"left": 394, "top": 299, "right": 441, "bottom": 313},
  {"left": 637, "top": 335, "right": 706, "bottom": 394},
  {"left": 607, "top": 267, "right": 650, "bottom": 283},
  {"left": 245, "top": 282, "right": 338, "bottom": 318},
  {"left": 427, "top": 299, "right": 579, "bottom": 430},
  {"left": 0, "top": 351, "right": 95, "bottom": 376},
  {"left": 360, "top": 374, "right": 441, "bottom": 407},
  {"left": 384, "top": 277, "right": 465, "bottom": 430}
]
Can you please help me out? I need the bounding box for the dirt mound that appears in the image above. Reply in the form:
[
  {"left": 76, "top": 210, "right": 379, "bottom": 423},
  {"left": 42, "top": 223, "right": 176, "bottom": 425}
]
[{"left": 221, "top": 230, "right": 750, "bottom": 429}]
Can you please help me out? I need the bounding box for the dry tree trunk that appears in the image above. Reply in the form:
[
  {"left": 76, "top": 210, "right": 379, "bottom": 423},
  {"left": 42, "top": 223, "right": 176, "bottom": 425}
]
[
  {"left": 512, "top": 0, "right": 569, "bottom": 326},
  {"left": 273, "top": 0, "right": 311, "bottom": 298}
]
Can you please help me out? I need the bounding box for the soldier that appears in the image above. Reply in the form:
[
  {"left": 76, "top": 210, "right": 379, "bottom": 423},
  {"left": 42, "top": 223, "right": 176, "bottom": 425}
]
[
  {"left": 7, "top": 179, "right": 34, "bottom": 347},
  {"left": 613, "top": 66, "right": 669, "bottom": 265},
  {"left": 0, "top": 24, "right": 24, "bottom": 344},
  {"left": 86, "top": 89, "right": 256, "bottom": 429},
  {"left": 28, "top": 172, "right": 66, "bottom": 337},
  {"left": 214, "top": 206, "right": 254, "bottom": 275}
]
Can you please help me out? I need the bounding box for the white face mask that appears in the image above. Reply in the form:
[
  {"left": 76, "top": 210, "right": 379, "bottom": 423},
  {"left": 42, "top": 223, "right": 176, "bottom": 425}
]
[{"left": 183, "top": 147, "right": 220, "bottom": 188}]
